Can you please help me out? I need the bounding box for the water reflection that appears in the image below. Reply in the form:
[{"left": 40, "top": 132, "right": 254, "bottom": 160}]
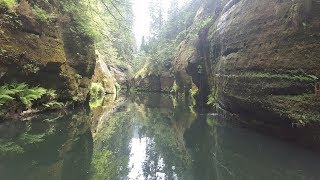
[
  {"left": 0, "top": 109, "right": 93, "bottom": 180},
  {"left": 92, "top": 93, "right": 320, "bottom": 180},
  {"left": 90, "top": 94, "right": 195, "bottom": 180},
  {"left": 1, "top": 93, "right": 320, "bottom": 180}
]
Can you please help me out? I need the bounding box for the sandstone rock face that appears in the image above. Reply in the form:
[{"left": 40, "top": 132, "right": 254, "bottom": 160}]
[
  {"left": 92, "top": 51, "right": 117, "bottom": 94},
  {"left": 135, "top": 75, "right": 161, "bottom": 92},
  {"left": 134, "top": 74, "right": 175, "bottom": 93},
  {"left": 0, "top": 0, "right": 96, "bottom": 102},
  {"left": 209, "top": 0, "right": 320, "bottom": 125},
  {"left": 173, "top": 0, "right": 320, "bottom": 126},
  {"left": 160, "top": 76, "right": 175, "bottom": 92}
]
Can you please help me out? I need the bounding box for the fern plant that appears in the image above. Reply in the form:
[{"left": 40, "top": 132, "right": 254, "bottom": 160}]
[
  {"left": 43, "top": 101, "right": 64, "bottom": 110},
  {"left": 0, "top": 83, "right": 58, "bottom": 109},
  {"left": 0, "top": 84, "right": 15, "bottom": 106},
  {"left": 18, "top": 87, "right": 47, "bottom": 108}
]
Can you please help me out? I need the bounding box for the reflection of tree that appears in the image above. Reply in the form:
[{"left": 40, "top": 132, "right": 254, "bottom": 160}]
[
  {"left": 0, "top": 109, "right": 93, "bottom": 180},
  {"left": 136, "top": 100, "right": 194, "bottom": 180},
  {"left": 143, "top": 138, "right": 160, "bottom": 179},
  {"left": 90, "top": 106, "right": 132, "bottom": 180}
]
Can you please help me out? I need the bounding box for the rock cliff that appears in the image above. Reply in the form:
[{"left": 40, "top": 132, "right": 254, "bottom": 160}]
[
  {"left": 0, "top": 0, "right": 96, "bottom": 103},
  {"left": 173, "top": 0, "right": 320, "bottom": 126}
]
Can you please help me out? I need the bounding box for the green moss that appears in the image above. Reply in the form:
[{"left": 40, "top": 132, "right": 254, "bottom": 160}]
[
  {"left": 218, "top": 72, "right": 318, "bottom": 82},
  {"left": 0, "top": 141, "right": 24, "bottom": 155},
  {"left": 246, "top": 72, "right": 318, "bottom": 82},
  {"left": 172, "top": 81, "right": 180, "bottom": 93},
  {"left": 22, "top": 64, "right": 40, "bottom": 74},
  {"left": 267, "top": 94, "right": 320, "bottom": 127},
  {"left": 89, "top": 96, "right": 104, "bottom": 108},
  {"left": 75, "top": 74, "right": 83, "bottom": 79},
  {"left": 206, "top": 115, "right": 218, "bottom": 127},
  {"left": 32, "top": 5, "right": 56, "bottom": 23},
  {"left": 0, "top": 0, "right": 17, "bottom": 12},
  {"left": 207, "top": 88, "right": 218, "bottom": 108},
  {"left": 115, "top": 83, "right": 121, "bottom": 92},
  {"left": 90, "top": 83, "right": 105, "bottom": 101}
]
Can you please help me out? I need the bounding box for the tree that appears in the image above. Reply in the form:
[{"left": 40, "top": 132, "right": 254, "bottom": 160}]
[
  {"left": 140, "top": 36, "right": 148, "bottom": 52},
  {"left": 149, "top": 0, "right": 163, "bottom": 38}
]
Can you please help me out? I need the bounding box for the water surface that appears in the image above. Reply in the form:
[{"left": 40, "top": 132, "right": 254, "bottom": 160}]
[{"left": 1, "top": 94, "right": 320, "bottom": 180}]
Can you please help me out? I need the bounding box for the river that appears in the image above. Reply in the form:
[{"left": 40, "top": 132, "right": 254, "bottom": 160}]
[{"left": 1, "top": 93, "right": 320, "bottom": 180}]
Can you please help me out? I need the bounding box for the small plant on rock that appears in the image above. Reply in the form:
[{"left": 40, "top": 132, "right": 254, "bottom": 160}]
[
  {"left": 90, "top": 83, "right": 105, "bottom": 101},
  {"left": 0, "top": 0, "right": 17, "bottom": 12}
]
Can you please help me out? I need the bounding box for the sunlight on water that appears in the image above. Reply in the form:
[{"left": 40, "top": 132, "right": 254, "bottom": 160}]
[{"left": 128, "top": 135, "right": 148, "bottom": 179}]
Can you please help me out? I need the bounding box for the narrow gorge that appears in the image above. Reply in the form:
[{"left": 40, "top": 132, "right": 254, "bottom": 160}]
[{"left": 0, "top": 0, "right": 320, "bottom": 179}]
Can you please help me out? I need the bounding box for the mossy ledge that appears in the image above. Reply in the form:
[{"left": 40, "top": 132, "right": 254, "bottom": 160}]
[{"left": 0, "top": 0, "right": 97, "bottom": 119}]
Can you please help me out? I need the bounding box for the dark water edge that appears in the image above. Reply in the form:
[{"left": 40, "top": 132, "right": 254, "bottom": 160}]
[
  {"left": 215, "top": 106, "right": 320, "bottom": 152},
  {"left": 1, "top": 93, "right": 320, "bottom": 180}
]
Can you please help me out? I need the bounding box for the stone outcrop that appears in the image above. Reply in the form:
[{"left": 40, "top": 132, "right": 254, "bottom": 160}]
[
  {"left": 92, "top": 51, "right": 117, "bottom": 94},
  {"left": 0, "top": 0, "right": 96, "bottom": 102},
  {"left": 173, "top": 0, "right": 320, "bottom": 126},
  {"left": 134, "top": 74, "right": 174, "bottom": 93}
]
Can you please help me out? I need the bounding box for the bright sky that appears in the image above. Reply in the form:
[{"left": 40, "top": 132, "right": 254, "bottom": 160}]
[{"left": 132, "top": 0, "right": 189, "bottom": 47}]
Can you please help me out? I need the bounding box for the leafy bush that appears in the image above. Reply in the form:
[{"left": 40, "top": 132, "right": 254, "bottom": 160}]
[
  {"left": 0, "top": 0, "right": 17, "bottom": 11},
  {"left": 90, "top": 83, "right": 105, "bottom": 100}
]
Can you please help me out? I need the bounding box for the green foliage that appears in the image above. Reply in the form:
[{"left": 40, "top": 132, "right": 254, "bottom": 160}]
[
  {"left": 90, "top": 83, "right": 105, "bottom": 101},
  {"left": 207, "top": 89, "right": 218, "bottom": 108},
  {"left": 115, "top": 83, "right": 121, "bottom": 92},
  {"left": 89, "top": 96, "right": 104, "bottom": 108},
  {"left": 32, "top": 5, "right": 56, "bottom": 23},
  {"left": 0, "top": 85, "right": 15, "bottom": 106},
  {"left": 18, "top": 87, "right": 47, "bottom": 108},
  {"left": 46, "top": 89, "right": 57, "bottom": 99},
  {"left": 0, "top": 119, "right": 56, "bottom": 155},
  {"left": 192, "top": 16, "right": 213, "bottom": 33},
  {"left": 206, "top": 115, "right": 218, "bottom": 127},
  {"left": 60, "top": 0, "right": 135, "bottom": 78},
  {"left": 266, "top": 94, "right": 320, "bottom": 127},
  {"left": 75, "top": 73, "right": 83, "bottom": 79},
  {"left": 172, "top": 81, "right": 179, "bottom": 93},
  {"left": 91, "top": 104, "right": 131, "bottom": 180},
  {"left": 0, "top": 141, "right": 24, "bottom": 155},
  {"left": 18, "top": 133, "right": 45, "bottom": 144},
  {"left": 43, "top": 101, "right": 65, "bottom": 110},
  {"left": 222, "top": 72, "right": 319, "bottom": 82},
  {"left": 0, "top": 0, "right": 17, "bottom": 11},
  {"left": 23, "top": 64, "right": 40, "bottom": 74},
  {"left": 133, "top": 0, "right": 212, "bottom": 78},
  {"left": 0, "top": 83, "right": 62, "bottom": 110}
]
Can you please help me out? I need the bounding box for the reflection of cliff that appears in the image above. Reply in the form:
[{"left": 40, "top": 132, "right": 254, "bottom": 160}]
[
  {"left": 90, "top": 94, "right": 121, "bottom": 138},
  {"left": 0, "top": 109, "right": 93, "bottom": 180},
  {"left": 90, "top": 96, "right": 132, "bottom": 180},
  {"left": 185, "top": 115, "right": 320, "bottom": 180},
  {"left": 131, "top": 93, "right": 197, "bottom": 179}
]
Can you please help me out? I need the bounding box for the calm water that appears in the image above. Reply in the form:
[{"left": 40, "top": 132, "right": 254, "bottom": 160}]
[{"left": 1, "top": 93, "right": 320, "bottom": 180}]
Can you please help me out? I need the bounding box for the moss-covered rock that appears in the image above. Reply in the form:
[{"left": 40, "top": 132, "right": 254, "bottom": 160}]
[
  {"left": 205, "top": 0, "right": 320, "bottom": 125},
  {"left": 0, "top": 0, "right": 96, "bottom": 105},
  {"left": 172, "top": 0, "right": 320, "bottom": 127},
  {"left": 92, "top": 51, "right": 117, "bottom": 94}
]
